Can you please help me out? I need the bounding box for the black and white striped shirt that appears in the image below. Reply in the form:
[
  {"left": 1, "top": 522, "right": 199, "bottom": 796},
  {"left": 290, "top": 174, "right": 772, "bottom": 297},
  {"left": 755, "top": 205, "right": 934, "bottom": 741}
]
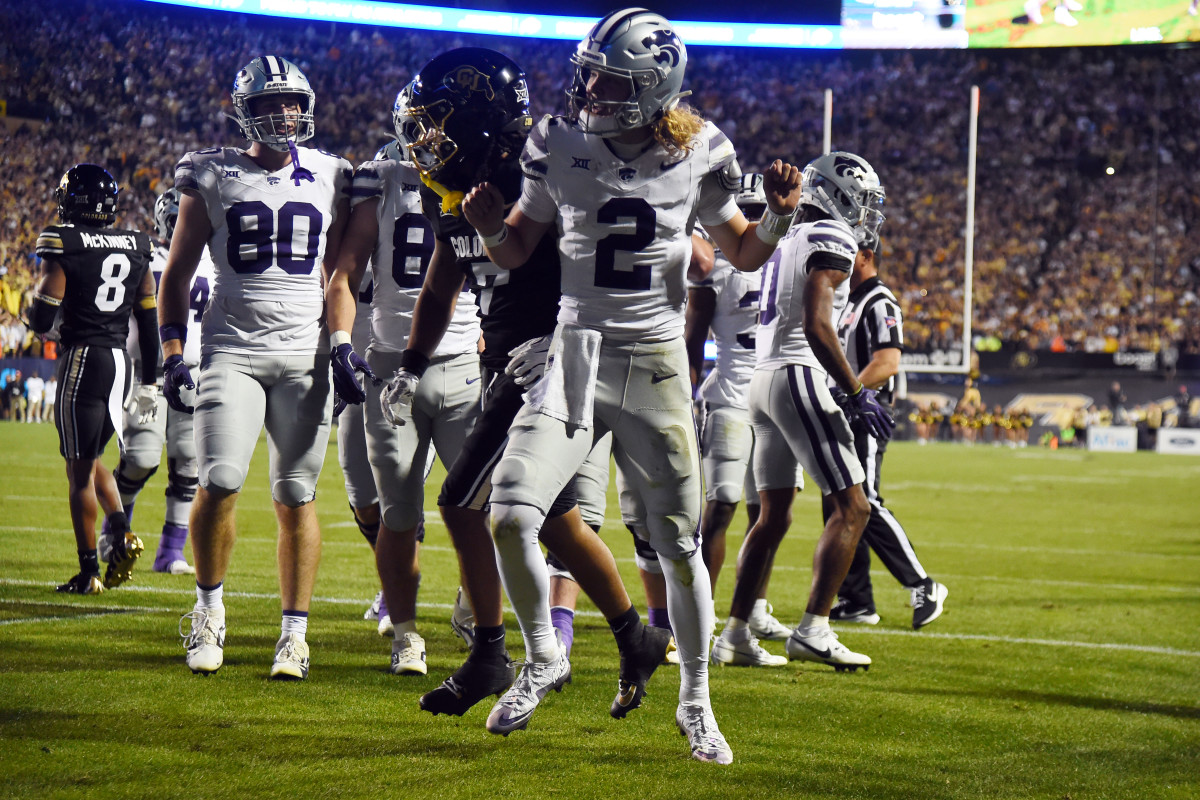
[{"left": 836, "top": 276, "right": 904, "bottom": 405}]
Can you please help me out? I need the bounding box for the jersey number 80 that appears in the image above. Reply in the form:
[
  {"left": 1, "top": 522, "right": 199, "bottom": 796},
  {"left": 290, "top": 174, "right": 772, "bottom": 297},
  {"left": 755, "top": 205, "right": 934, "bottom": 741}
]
[{"left": 225, "top": 201, "right": 324, "bottom": 275}]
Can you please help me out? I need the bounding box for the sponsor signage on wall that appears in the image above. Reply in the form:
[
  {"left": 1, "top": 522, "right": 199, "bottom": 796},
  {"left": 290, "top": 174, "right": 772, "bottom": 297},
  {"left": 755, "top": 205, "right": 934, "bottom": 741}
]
[
  {"left": 1086, "top": 426, "right": 1137, "bottom": 453},
  {"left": 1156, "top": 429, "right": 1200, "bottom": 456}
]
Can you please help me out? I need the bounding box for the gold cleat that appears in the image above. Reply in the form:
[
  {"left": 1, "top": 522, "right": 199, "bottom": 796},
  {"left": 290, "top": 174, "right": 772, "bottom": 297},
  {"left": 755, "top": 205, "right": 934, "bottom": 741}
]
[{"left": 103, "top": 532, "right": 144, "bottom": 588}]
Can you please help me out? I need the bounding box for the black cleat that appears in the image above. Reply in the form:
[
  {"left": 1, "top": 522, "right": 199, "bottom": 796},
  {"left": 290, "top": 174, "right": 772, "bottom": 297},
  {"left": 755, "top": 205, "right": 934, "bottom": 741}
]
[
  {"left": 420, "top": 651, "right": 516, "bottom": 717},
  {"left": 610, "top": 624, "right": 672, "bottom": 719},
  {"left": 56, "top": 572, "right": 104, "bottom": 594}
]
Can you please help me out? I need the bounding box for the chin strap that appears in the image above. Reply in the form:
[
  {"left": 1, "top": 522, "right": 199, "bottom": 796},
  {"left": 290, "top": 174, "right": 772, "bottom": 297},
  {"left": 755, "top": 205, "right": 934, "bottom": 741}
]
[
  {"left": 287, "top": 139, "right": 315, "bottom": 186},
  {"left": 419, "top": 173, "right": 464, "bottom": 217}
]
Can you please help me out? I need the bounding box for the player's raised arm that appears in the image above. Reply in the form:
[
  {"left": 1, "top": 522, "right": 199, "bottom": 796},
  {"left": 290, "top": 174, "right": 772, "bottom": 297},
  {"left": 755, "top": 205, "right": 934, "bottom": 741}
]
[
  {"left": 461, "top": 183, "right": 552, "bottom": 270},
  {"left": 707, "top": 159, "right": 802, "bottom": 272}
]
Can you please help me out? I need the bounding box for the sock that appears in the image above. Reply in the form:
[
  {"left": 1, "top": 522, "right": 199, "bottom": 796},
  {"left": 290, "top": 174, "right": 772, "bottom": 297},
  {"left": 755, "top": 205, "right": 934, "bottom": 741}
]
[
  {"left": 196, "top": 582, "right": 223, "bottom": 611},
  {"left": 648, "top": 607, "right": 671, "bottom": 632},
  {"left": 607, "top": 605, "right": 641, "bottom": 653},
  {"left": 551, "top": 606, "right": 576, "bottom": 656},
  {"left": 490, "top": 503, "right": 557, "bottom": 662},
  {"left": 78, "top": 548, "right": 99, "bottom": 576},
  {"left": 660, "top": 549, "right": 714, "bottom": 708},
  {"left": 472, "top": 623, "right": 506, "bottom": 659},
  {"left": 281, "top": 610, "right": 308, "bottom": 639},
  {"left": 393, "top": 618, "right": 417, "bottom": 637},
  {"left": 723, "top": 617, "right": 749, "bottom": 642},
  {"left": 750, "top": 598, "right": 770, "bottom": 620},
  {"left": 158, "top": 524, "right": 188, "bottom": 558},
  {"left": 799, "top": 612, "right": 829, "bottom": 636}
]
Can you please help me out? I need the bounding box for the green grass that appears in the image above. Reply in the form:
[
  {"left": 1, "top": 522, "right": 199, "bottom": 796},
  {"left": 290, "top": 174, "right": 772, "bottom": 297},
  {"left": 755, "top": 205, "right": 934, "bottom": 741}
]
[
  {"left": 1, "top": 421, "right": 1198, "bottom": 799},
  {"left": 966, "top": 0, "right": 1200, "bottom": 47}
]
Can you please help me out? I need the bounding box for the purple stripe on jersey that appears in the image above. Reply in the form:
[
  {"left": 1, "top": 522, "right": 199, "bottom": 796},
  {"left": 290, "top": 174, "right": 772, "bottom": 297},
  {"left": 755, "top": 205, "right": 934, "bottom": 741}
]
[
  {"left": 785, "top": 365, "right": 838, "bottom": 489},
  {"left": 808, "top": 233, "right": 856, "bottom": 251},
  {"left": 802, "top": 366, "right": 856, "bottom": 487}
]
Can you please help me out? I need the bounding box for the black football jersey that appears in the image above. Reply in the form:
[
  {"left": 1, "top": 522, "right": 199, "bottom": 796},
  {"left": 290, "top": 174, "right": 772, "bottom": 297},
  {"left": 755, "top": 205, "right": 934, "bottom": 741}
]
[
  {"left": 423, "top": 160, "right": 562, "bottom": 371},
  {"left": 35, "top": 224, "right": 153, "bottom": 348}
]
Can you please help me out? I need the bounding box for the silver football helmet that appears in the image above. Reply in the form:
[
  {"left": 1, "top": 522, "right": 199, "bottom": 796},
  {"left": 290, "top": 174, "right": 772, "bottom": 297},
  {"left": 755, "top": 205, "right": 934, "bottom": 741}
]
[
  {"left": 230, "top": 56, "right": 316, "bottom": 152},
  {"left": 154, "top": 187, "right": 181, "bottom": 242},
  {"left": 800, "top": 152, "right": 885, "bottom": 245},
  {"left": 567, "top": 8, "right": 689, "bottom": 137},
  {"left": 735, "top": 173, "right": 767, "bottom": 216}
]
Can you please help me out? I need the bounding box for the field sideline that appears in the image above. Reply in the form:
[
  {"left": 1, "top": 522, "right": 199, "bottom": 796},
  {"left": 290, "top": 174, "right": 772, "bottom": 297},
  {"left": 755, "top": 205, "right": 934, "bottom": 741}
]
[{"left": 1, "top": 422, "right": 1197, "bottom": 799}]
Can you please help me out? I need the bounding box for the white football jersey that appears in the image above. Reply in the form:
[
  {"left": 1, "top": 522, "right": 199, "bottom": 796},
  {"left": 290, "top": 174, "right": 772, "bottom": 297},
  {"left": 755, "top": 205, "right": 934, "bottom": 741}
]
[
  {"left": 132, "top": 244, "right": 215, "bottom": 369},
  {"left": 755, "top": 218, "right": 858, "bottom": 371},
  {"left": 174, "top": 145, "right": 351, "bottom": 356},
  {"left": 519, "top": 116, "right": 740, "bottom": 343},
  {"left": 351, "top": 159, "right": 479, "bottom": 356},
  {"left": 694, "top": 254, "right": 760, "bottom": 409}
]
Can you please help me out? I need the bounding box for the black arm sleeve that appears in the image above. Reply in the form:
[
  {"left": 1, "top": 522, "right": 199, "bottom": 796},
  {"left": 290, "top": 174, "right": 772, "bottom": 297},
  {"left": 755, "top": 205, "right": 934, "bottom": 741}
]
[
  {"left": 133, "top": 302, "right": 161, "bottom": 384},
  {"left": 27, "top": 295, "right": 61, "bottom": 335}
]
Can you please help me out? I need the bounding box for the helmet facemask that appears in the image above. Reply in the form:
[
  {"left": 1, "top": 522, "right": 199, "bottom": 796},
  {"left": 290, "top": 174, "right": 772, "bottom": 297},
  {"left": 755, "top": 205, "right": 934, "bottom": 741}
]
[
  {"left": 800, "top": 153, "right": 886, "bottom": 245},
  {"left": 231, "top": 57, "right": 316, "bottom": 153},
  {"left": 154, "top": 188, "right": 181, "bottom": 241}
]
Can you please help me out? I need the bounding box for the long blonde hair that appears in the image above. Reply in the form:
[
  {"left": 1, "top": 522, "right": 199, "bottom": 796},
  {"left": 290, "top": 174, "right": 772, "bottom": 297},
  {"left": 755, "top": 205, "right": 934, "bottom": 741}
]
[{"left": 653, "top": 103, "right": 705, "bottom": 155}]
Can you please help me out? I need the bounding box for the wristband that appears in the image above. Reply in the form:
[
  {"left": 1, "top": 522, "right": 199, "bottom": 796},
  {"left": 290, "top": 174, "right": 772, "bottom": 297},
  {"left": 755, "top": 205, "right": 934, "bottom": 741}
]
[
  {"left": 398, "top": 348, "right": 431, "bottom": 378},
  {"left": 479, "top": 225, "right": 509, "bottom": 249},
  {"left": 850, "top": 383, "right": 866, "bottom": 397},
  {"left": 330, "top": 330, "right": 352, "bottom": 348},
  {"left": 755, "top": 207, "right": 796, "bottom": 246},
  {"left": 159, "top": 323, "right": 187, "bottom": 344}
]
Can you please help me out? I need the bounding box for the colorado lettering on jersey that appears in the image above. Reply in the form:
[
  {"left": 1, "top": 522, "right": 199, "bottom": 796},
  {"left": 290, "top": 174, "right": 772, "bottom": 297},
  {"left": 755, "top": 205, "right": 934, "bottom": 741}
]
[
  {"left": 450, "top": 234, "right": 484, "bottom": 260},
  {"left": 78, "top": 232, "right": 140, "bottom": 250}
]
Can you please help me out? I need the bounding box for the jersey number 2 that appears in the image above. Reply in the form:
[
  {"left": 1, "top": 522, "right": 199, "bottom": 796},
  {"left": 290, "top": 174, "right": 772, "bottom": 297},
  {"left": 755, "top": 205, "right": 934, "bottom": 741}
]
[{"left": 593, "top": 198, "right": 655, "bottom": 290}]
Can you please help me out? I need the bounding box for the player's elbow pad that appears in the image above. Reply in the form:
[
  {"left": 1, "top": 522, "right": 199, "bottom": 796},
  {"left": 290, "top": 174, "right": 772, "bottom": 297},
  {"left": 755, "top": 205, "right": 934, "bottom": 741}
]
[{"left": 27, "top": 293, "right": 61, "bottom": 334}]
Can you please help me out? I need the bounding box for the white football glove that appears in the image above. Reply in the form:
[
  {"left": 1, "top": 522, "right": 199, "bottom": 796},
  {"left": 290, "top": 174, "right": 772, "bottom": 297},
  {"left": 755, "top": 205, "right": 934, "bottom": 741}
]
[
  {"left": 380, "top": 368, "right": 420, "bottom": 427},
  {"left": 125, "top": 383, "right": 160, "bottom": 426},
  {"left": 505, "top": 334, "right": 553, "bottom": 389}
]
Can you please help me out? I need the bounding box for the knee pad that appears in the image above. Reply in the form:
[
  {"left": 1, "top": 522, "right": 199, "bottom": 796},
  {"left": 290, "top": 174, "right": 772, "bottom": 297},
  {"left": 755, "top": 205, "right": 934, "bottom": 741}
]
[
  {"left": 381, "top": 503, "right": 421, "bottom": 536},
  {"left": 709, "top": 481, "right": 743, "bottom": 506},
  {"left": 165, "top": 457, "right": 199, "bottom": 503},
  {"left": 627, "top": 524, "right": 663, "bottom": 574},
  {"left": 273, "top": 479, "right": 315, "bottom": 508},
  {"left": 114, "top": 459, "right": 157, "bottom": 496},
  {"left": 202, "top": 463, "right": 246, "bottom": 495}
]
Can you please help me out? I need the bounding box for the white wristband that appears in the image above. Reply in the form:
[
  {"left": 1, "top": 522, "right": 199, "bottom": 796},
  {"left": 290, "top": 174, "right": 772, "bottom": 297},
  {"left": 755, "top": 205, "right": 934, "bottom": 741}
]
[
  {"left": 755, "top": 207, "right": 796, "bottom": 246},
  {"left": 330, "top": 330, "right": 352, "bottom": 348},
  {"left": 479, "top": 225, "right": 509, "bottom": 249}
]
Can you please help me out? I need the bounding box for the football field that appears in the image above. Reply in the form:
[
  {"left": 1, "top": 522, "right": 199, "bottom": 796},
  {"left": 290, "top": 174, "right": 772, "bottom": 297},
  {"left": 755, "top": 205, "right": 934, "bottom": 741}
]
[
  {"left": 966, "top": 0, "right": 1200, "bottom": 46},
  {"left": 1, "top": 422, "right": 1197, "bottom": 799}
]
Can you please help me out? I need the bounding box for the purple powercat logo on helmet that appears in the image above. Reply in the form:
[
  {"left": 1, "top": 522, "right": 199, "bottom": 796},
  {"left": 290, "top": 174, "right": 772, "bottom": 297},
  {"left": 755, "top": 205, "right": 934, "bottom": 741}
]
[{"left": 642, "top": 28, "right": 682, "bottom": 67}]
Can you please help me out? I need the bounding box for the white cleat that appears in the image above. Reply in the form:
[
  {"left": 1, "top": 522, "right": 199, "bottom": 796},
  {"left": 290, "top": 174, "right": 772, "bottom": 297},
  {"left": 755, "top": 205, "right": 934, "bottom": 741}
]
[
  {"left": 676, "top": 704, "right": 733, "bottom": 765},
  {"left": 390, "top": 632, "right": 428, "bottom": 675},
  {"left": 364, "top": 590, "right": 384, "bottom": 621},
  {"left": 748, "top": 602, "right": 792, "bottom": 641},
  {"left": 450, "top": 586, "right": 476, "bottom": 650},
  {"left": 378, "top": 614, "right": 395, "bottom": 639},
  {"left": 786, "top": 627, "right": 871, "bottom": 672},
  {"left": 485, "top": 648, "right": 571, "bottom": 735},
  {"left": 711, "top": 632, "right": 788, "bottom": 667},
  {"left": 181, "top": 607, "right": 225, "bottom": 675},
  {"left": 270, "top": 633, "right": 310, "bottom": 680},
  {"left": 1053, "top": 4, "right": 1078, "bottom": 25},
  {"left": 155, "top": 559, "right": 195, "bottom": 576},
  {"left": 1024, "top": 0, "right": 1044, "bottom": 23}
]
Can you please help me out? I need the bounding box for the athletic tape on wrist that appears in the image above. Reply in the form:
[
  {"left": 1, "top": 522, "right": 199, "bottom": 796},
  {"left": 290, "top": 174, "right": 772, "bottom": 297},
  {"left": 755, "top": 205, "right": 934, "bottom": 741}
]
[
  {"left": 755, "top": 207, "right": 796, "bottom": 246},
  {"left": 479, "top": 225, "right": 508, "bottom": 249}
]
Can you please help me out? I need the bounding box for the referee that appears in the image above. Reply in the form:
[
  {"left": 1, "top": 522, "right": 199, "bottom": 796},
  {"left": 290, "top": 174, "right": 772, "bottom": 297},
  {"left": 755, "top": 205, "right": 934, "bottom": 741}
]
[{"left": 824, "top": 233, "right": 948, "bottom": 629}]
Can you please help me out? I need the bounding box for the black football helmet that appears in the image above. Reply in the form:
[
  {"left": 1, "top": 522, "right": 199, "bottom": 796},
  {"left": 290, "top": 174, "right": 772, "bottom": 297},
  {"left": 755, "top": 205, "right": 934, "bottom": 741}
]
[
  {"left": 393, "top": 47, "right": 533, "bottom": 193},
  {"left": 55, "top": 163, "right": 119, "bottom": 226}
]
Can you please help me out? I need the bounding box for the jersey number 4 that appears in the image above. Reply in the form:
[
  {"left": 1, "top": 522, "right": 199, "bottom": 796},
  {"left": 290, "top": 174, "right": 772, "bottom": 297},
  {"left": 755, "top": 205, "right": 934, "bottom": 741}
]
[{"left": 226, "top": 201, "right": 324, "bottom": 275}]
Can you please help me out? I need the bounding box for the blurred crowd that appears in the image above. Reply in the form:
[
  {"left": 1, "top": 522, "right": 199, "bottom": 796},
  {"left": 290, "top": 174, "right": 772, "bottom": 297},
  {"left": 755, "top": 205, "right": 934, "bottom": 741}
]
[{"left": 1, "top": 1, "right": 1197, "bottom": 356}]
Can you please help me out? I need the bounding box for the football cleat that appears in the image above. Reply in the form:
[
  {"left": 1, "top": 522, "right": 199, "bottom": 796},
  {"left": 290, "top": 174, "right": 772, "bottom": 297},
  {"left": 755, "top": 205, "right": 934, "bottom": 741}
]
[
  {"left": 364, "top": 590, "right": 384, "bottom": 621},
  {"left": 449, "top": 586, "right": 476, "bottom": 650},
  {"left": 610, "top": 624, "right": 672, "bottom": 719},
  {"left": 911, "top": 580, "right": 948, "bottom": 630},
  {"left": 676, "top": 704, "right": 733, "bottom": 765},
  {"left": 153, "top": 557, "right": 195, "bottom": 576},
  {"left": 711, "top": 632, "right": 788, "bottom": 667},
  {"left": 786, "top": 627, "right": 871, "bottom": 672},
  {"left": 270, "top": 633, "right": 310, "bottom": 680},
  {"left": 390, "top": 632, "right": 427, "bottom": 675},
  {"left": 1023, "top": 0, "right": 1044, "bottom": 24},
  {"left": 485, "top": 648, "right": 570, "bottom": 736},
  {"left": 748, "top": 602, "right": 792, "bottom": 641},
  {"left": 829, "top": 598, "right": 881, "bottom": 625},
  {"left": 181, "top": 607, "right": 226, "bottom": 675},
  {"left": 102, "top": 532, "right": 144, "bottom": 589},
  {"left": 56, "top": 572, "right": 104, "bottom": 595},
  {"left": 420, "top": 650, "right": 516, "bottom": 717},
  {"left": 1053, "top": 3, "right": 1078, "bottom": 25}
]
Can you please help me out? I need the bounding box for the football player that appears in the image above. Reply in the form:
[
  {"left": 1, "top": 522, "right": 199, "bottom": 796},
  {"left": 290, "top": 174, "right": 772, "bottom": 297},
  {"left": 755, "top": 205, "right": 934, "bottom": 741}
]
[
  {"left": 325, "top": 131, "right": 485, "bottom": 677},
  {"left": 391, "top": 47, "right": 671, "bottom": 724},
  {"left": 685, "top": 175, "right": 792, "bottom": 667},
  {"left": 103, "top": 188, "right": 214, "bottom": 577},
  {"left": 158, "top": 56, "right": 352, "bottom": 680},
  {"left": 827, "top": 219, "right": 948, "bottom": 630},
  {"left": 461, "top": 9, "right": 802, "bottom": 764},
  {"left": 714, "top": 151, "right": 894, "bottom": 674},
  {"left": 28, "top": 163, "right": 157, "bottom": 594}
]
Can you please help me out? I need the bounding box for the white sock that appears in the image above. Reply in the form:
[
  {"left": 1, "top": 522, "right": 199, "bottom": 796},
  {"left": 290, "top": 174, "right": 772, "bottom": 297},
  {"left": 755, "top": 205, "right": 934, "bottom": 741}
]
[
  {"left": 799, "top": 613, "right": 829, "bottom": 636},
  {"left": 723, "top": 617, "right": 749, "bottom": 642},
  {"left": 281, "top": 613, "right": 308, "bottom": 639},
  {"left": 393, "top": 618, "right": 417, "bottom": 637},
  {"left": 196, "top": 583, "right": 223, "bottom": 612},
  {"left": 660, "top": 549, "right": 714, "bottom": 708},
  {"left": 750, "top": 598, "right": 770, "bottom": 620},
  {"left": 491, "top": 503, "right": 558, "bottom": 662}
]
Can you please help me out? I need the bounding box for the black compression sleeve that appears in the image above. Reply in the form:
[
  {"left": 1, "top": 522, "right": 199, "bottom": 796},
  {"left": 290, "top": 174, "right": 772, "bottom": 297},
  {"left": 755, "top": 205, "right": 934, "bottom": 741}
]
[{"left": 133, "top": 302, "right": 161, "bottom": 384}]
